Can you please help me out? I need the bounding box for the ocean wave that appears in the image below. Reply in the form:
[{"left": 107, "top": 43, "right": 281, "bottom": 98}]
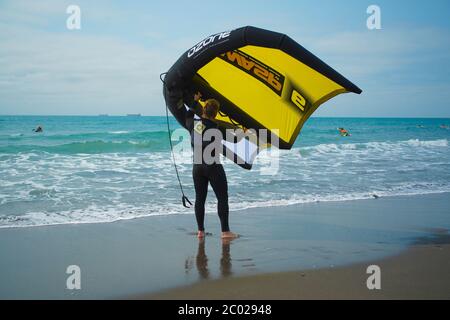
[
  {"left": 1, "top": 132, "right": 449, "bottom": 228},
  {"left": 1, "top": 184, "right": 449, "bottom": 229},
  {"left": 405, "top": 139, "right": 448, "bottom": 147},
  {"left": 0, "top": 139, "right": 169, "bottom": 154},
  {"left": 231, "top": 183, "right": 450, "bottom": 210},
  {"left": 51, "top": 140, "right": 161, "bottom": 153},
  {"left": 300, "top": 138, "right": 448, "bottom": 156},
  {"left": 0, "top": 130, "right": 169, "bottom": 142}
]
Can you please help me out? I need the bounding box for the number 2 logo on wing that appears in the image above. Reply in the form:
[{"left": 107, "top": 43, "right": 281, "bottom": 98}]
[{"left": 291, "top": 90, "right": 307, "bottom": 112}]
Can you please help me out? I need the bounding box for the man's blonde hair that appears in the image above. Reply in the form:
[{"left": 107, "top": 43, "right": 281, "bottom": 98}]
[{"left": 204, "top": 99, "right": 220, "bottom": 119}]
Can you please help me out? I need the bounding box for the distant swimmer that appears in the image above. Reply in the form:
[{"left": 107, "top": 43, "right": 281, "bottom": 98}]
[
  {"left": 33, "top": 125, "right": 43, "bottom": 133},
  {"left": 440, "top": 124, "right": 449, "bottom": 129},
  {"left": 417, "top": 125, "right": 425, "bottom": 128},
  {"left": 338, "top": 127, "right": 351, "bottom": 137}
]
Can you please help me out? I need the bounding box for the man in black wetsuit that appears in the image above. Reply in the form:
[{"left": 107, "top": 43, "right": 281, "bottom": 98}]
[{"left": 185, "top": 92, "right": 239, "bottom": 240}]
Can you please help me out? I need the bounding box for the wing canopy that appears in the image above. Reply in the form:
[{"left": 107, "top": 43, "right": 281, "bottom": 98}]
[{"left": 163, "top": 26, "right": 361, "bottom": 169}]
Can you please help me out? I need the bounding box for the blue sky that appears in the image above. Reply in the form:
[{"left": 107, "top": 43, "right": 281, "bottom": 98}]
[{"left": 0, "top": 0, "right": 449, "bottom": 117}]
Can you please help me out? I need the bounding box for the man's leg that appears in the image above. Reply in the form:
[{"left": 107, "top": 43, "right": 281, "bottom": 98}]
[
  {"left": 208, "top": 164, "right": 230, "bottom": 232},
  {"left": 193, "top": 164, "right": 208, "bottom": 234}
]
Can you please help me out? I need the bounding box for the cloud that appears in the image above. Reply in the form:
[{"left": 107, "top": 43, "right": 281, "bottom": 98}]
[
  {"left": 319, "top": 81, "right": 450, "bottom": 118},
  {"left": 0, "top": 0, "right": 219, "bottom": 115},
  {"left": 0, "top": 0, "right": 70, "bottom": 27},
  {"left": 1, "top": 1, "right": 449, "bottom": 116},
  {"left": 0, "top": 1, "right": 183, "bottom": 115},
  {"left": 300, "top": 27, "right": 450, "bottom": 79}
]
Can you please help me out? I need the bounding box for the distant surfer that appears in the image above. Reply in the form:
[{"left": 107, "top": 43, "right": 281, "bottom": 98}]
[
  {"left": 338, "top": 127, "right": 350, "bottom": 137},
  {"left": 33, "top": 125, "right": 43, "bottom": 133},
  {"left": 440, "top": 124, "right": 449, "bottom": 129},
  {"left": 185, "top": 92, "right": 239, "bottom": 240}
]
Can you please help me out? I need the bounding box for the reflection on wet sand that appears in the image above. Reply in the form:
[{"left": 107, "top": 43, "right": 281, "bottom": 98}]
[
  {"left": 196, "top": 239, "right": 210, "bottom": 279},
  {"left": 185, "top": 238, "right": 239, "bottom": 280},
  {"left": 220, "top": 239, "right": 232, "bottom": 278}
]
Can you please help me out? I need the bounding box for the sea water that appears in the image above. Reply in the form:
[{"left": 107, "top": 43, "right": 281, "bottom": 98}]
[{"left": 0, "top": 116, "right": 449, "bottom": 228}]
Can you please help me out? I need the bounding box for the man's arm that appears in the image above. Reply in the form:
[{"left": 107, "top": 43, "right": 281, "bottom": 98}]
[
  {"left": 184, "top": 92, "right": 203, "bottom": 131},
  {"left": 185, "top": 109, "right": 195, "bottom": 132},
  {"left": 184, "top": 91, "right": 202, "bottom": 111}
]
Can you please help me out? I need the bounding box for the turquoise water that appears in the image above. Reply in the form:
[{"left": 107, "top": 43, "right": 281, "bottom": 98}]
[{"left": 0, "top": 116, "right": 449, "bottom": 227}]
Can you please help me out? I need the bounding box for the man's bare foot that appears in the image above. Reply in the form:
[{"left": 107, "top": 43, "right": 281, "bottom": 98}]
[
  {"left": 221, "top": 231, "right": 239, "bottom": 239},
  {"left": 197, "top": 231, "right": 205, "bottom": 239}
]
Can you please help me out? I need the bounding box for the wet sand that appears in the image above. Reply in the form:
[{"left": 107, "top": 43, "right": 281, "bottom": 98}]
[
  {"left": 139, "top": 239, "right": 450, "bottom": 300},
  {"left": 0, "top": 193, "right": 449, "bottom": 299}
]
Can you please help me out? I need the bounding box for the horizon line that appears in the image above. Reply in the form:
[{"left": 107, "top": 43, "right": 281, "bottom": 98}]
[{"left": 1, "top": 114, "right": 450, "bottom": 119}]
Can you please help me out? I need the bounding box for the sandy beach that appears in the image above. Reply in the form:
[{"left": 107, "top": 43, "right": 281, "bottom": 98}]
[
  {"left": 141, "top": 240, "right": 450, "bottom": 300},
  {"left": 0, "top": 192, "right": 449, "bottom": 299}
]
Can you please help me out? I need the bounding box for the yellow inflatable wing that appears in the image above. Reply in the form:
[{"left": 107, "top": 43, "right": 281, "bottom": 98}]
[{"left": 163, "top": 26, "right": 361, "bottom": 168}]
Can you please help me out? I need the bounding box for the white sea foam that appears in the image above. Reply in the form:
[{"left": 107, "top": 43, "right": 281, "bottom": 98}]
[
  {"left": 0, "top": 138, "right": 449, "bottom": 228},
  {"left": 1, "top": 183, "right": 449, "bottom": 229},
  {"left": 405, "top": 139, "right": 448, "bottom": 147},
  {"left": 303, "top": 139, "right": 448, "bottom": 155}
]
